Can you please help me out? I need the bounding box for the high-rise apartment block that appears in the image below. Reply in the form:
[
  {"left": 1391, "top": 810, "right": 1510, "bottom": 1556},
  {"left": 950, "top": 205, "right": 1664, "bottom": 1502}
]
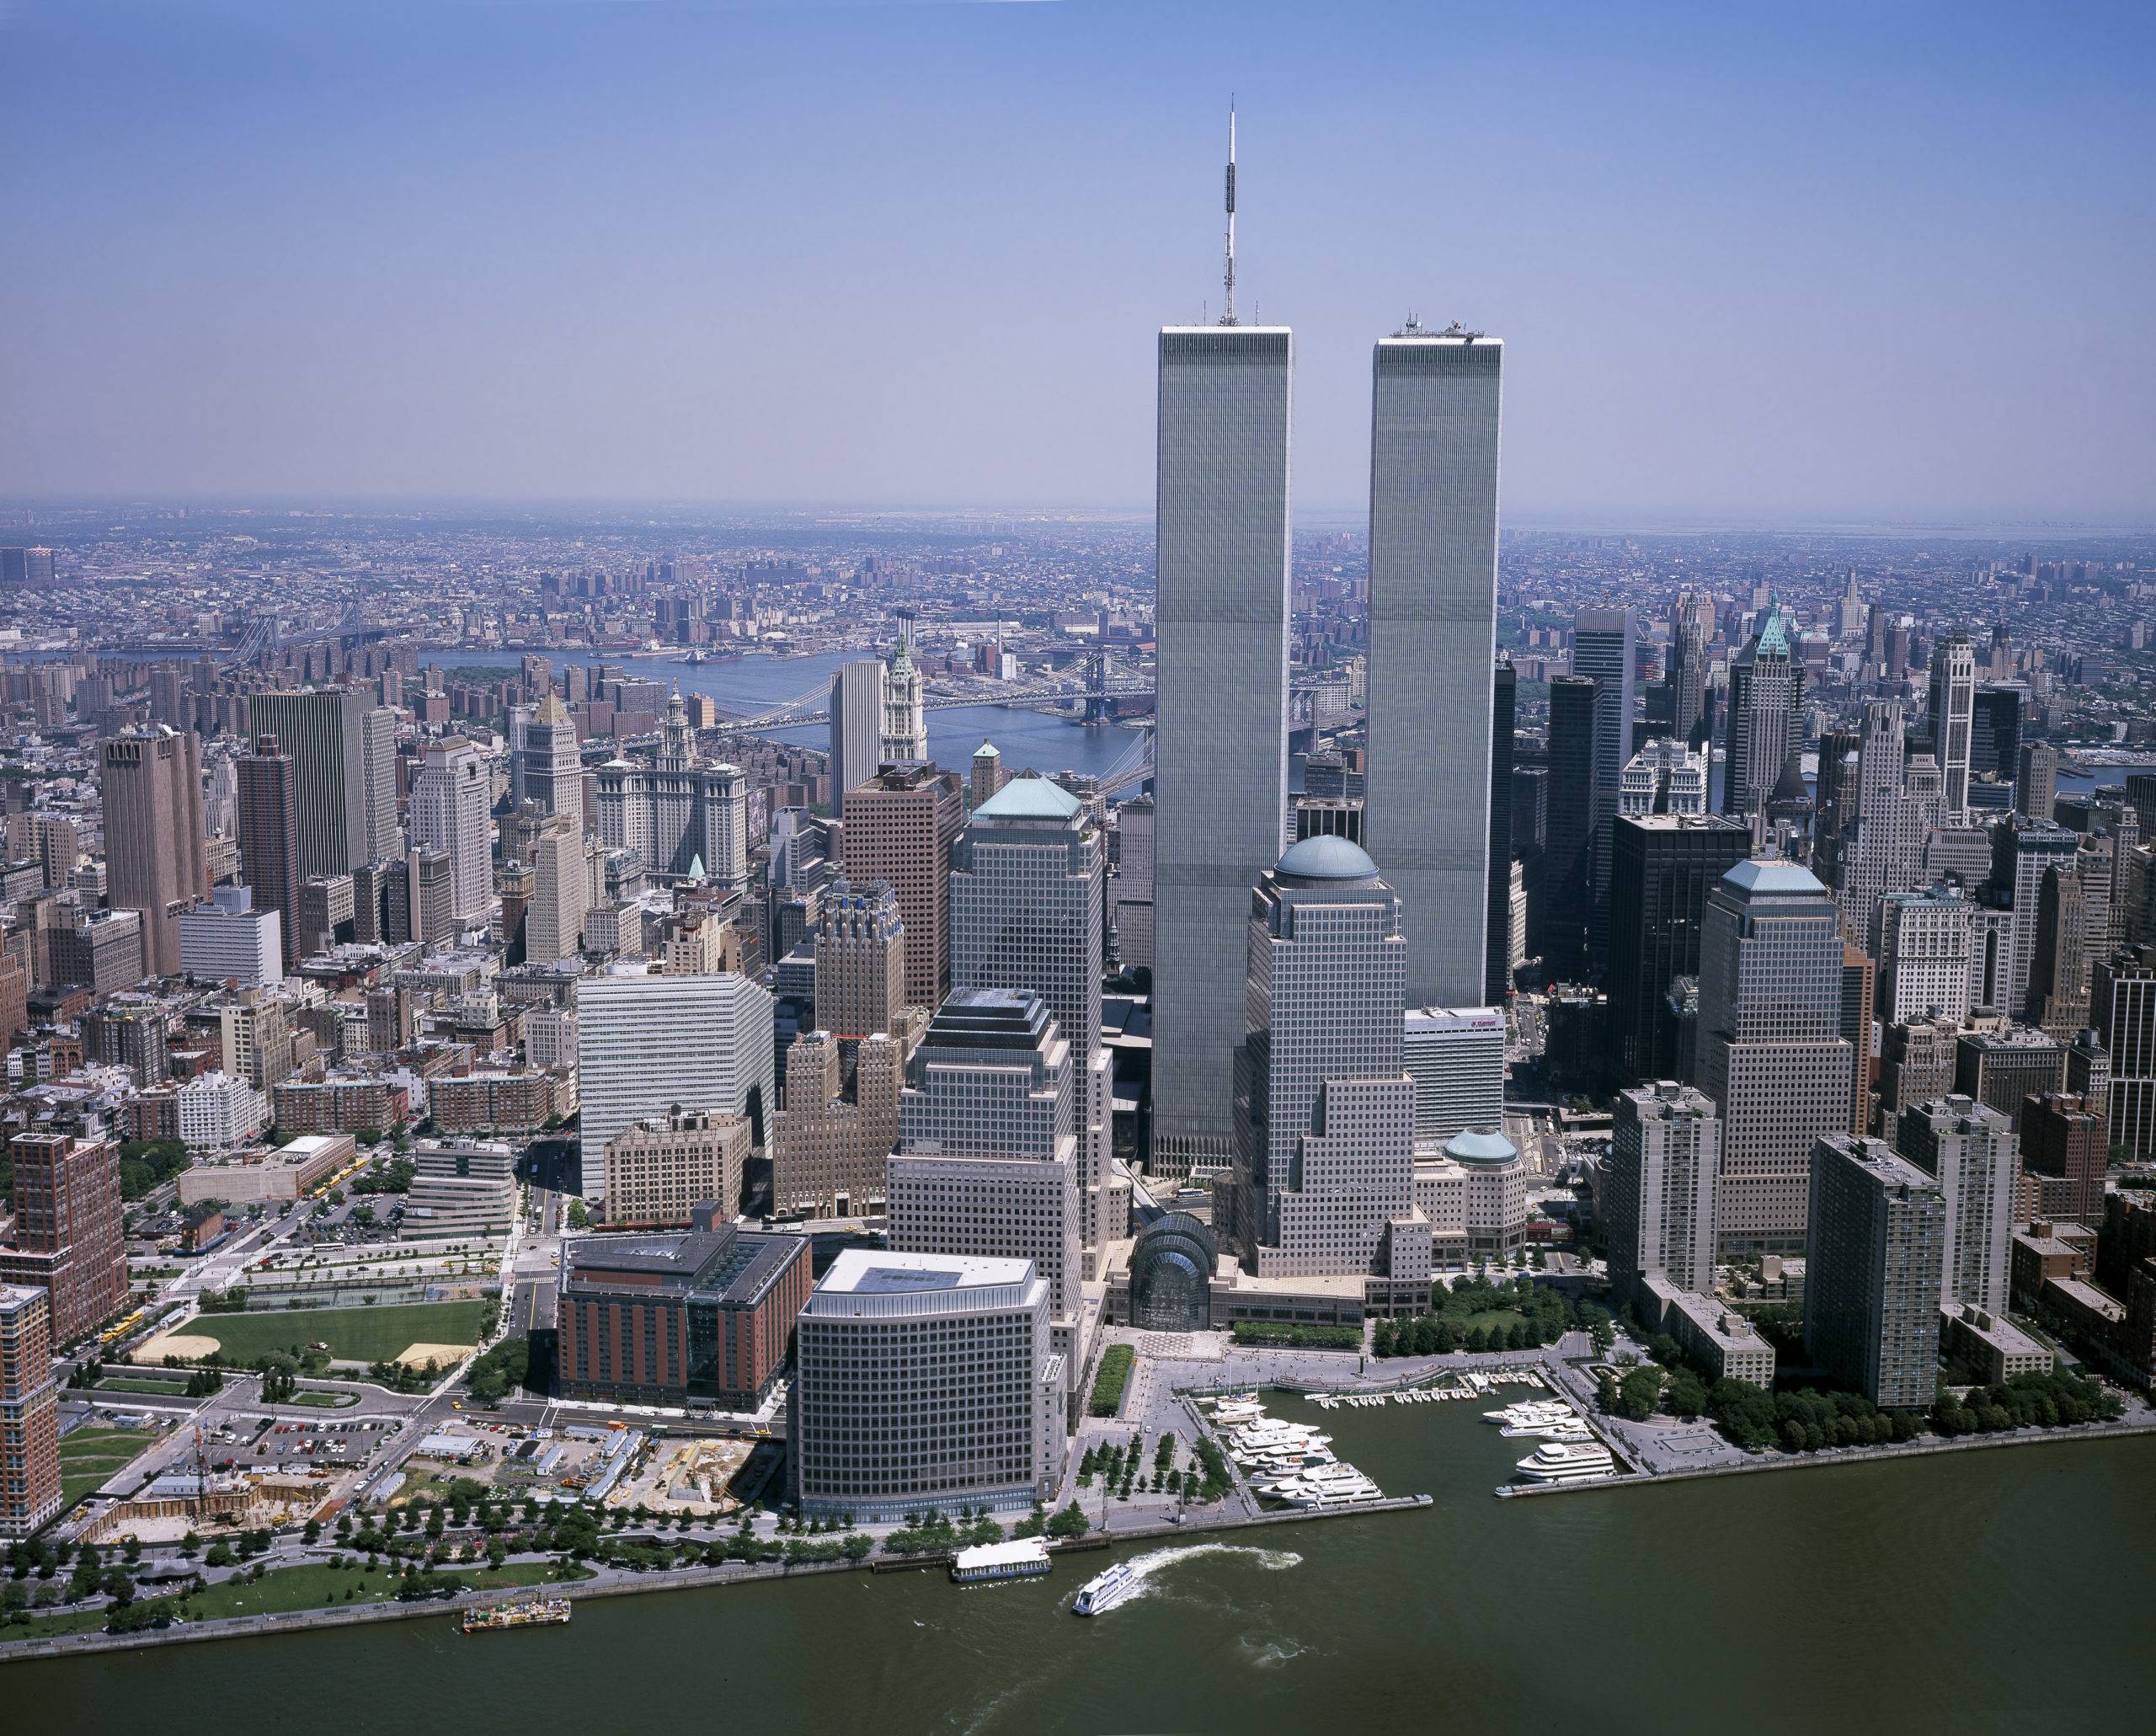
[
  {"left": 0, "top": 1285, "right": 62, "bottom": 1537},
  {"left": 1805, "top": 1134, "right": 1946, "bottom": 1408},
  {"left": 1607, "top": 1082, "right": 1720, "bottom": 1306},
  {"left": 99, "top": 726, "right": 208, "bottom": 978},
  {"left": 841, "top": 763, "right": 962, "bottom": 1014},
  {"left": 1895, "top": 1096, "right": 2015, "bottom": 1316},
  {"left": 0, "top": 1131, "right": 127, "bottom": 1345},
  {"left": 1152, "top": 320, "right": 1292, "bottom": 1174},
  {"left": 1696, "top": 860, "right": 1855, "bottom": 1256},
  {"left": 1364, "top": 325, "right": 1500, "bottom": 1009},
  {"left": 178, "top": 884, "right": 283, "bottom": 986}
]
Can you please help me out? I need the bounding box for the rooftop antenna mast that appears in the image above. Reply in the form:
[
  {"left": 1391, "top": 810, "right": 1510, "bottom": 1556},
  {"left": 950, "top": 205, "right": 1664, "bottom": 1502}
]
[{"left": 1219, "top": 101, "right": 1238, "bottom": 327}]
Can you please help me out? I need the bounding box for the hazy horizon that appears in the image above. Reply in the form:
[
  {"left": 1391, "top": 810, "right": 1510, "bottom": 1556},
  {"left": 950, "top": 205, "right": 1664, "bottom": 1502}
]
[{"left": 4, "top": 0, "right": 2152, "bottom": 523}]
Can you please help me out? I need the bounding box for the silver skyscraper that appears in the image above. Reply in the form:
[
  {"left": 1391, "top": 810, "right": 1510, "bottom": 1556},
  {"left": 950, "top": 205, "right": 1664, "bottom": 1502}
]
[
  {"left": 1152, "top": 321, "right": 1293, "bottom": 1173},
  {"left": 1365, "top": 324, "right": 1502, "bottom": 1007}
]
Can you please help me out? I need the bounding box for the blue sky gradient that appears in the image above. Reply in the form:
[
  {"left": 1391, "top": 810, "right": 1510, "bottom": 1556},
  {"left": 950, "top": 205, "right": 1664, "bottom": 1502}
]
[{"left": 3, "top": 0, "right": 2151, "bottom": 521}]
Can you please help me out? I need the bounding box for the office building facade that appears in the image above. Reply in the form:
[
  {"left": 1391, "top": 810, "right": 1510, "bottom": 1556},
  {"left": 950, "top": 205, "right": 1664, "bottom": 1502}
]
[
  {"left": 1152, "top": 322, "right": 1293, "bottom": 1174},
  {"left": 842, "top": 762, "right": 962, "bottom": 1014},
  {"left": 99, "top": 726, "right": 209, "bottom": 979},
  {"left": 576, "top": 969, "right": 775, "bottom": 1200},
  {"left": 1364, "top": 327, "right": 1501, "bottom": 1009},
  {"left": 1696, "top": 860, "right": 1855, "bottom": 1256},
  {"left": 791, "top": 1250, "right": 1063, "bottom": 1523}
]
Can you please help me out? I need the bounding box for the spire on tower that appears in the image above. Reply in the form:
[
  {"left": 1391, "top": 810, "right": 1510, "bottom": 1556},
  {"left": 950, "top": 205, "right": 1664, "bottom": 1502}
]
[{"left": 1219, "top": 100, "right": 1237, "bottom": 327}]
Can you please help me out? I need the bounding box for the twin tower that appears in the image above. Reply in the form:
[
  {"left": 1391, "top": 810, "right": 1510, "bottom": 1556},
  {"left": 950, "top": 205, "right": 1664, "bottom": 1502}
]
[{"left": 1150, "top": 318, "right": 1503, "bottom": 1175}]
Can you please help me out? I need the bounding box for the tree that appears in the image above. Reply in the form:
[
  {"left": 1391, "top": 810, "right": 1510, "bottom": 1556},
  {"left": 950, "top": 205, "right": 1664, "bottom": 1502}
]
[
  {"left": 1665, "top": 1369, "right": 1708, "bottom": 1420},
  {"left": 1596, "top": 1372, "right": 1620, "bottom": 1413},
  {"left": 1046, "top": 1503, "right": 1091, "bottom": 1540},
  {"left": 204, "top": 1541, "right": 234, "bottom": 1568},
  {"left": 1618, "top": 1366, "right": 1662, "bottom": 1421}
]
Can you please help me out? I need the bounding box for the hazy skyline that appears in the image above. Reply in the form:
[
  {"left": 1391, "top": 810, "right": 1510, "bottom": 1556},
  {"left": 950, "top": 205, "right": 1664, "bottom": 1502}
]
[{"left": 3, "top": 0, "right": 2152, "bottom": 523}]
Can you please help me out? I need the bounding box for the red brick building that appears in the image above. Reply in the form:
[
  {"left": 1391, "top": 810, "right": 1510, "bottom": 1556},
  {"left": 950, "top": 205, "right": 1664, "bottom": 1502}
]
[
  {"left": 0, "top": 1283, "right": 62, "bottom": 1536},
  {"left": 0, "top": 1131, "right": 128, "bottom": 1346},
  {"left": 270, "top": 1077, "right": 408, "bottom": 1135},
  {"left": 2020, "top": 1092, "right": 2108, "bottom": 1227},
  {"left": 557, "top": 1208, "right": 809, "bottom": 1410}
]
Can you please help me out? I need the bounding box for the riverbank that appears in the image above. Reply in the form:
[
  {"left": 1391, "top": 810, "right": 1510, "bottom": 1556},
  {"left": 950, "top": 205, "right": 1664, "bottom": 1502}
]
[
  {"left": 0, "top": 1493, "right": 1431, "bottom": 1664},
  {"left": 1497, "top": 1410, "right": 2156, "bottom": 1498}
]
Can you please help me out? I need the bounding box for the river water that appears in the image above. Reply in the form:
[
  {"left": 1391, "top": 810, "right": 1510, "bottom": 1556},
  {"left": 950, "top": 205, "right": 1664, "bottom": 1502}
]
[
  {"left": 432, "top": 648, "right": 1149, "bottom": 788},
  {"left": 13, "top": 1401, "right": 2152, "bottom": 1732}
]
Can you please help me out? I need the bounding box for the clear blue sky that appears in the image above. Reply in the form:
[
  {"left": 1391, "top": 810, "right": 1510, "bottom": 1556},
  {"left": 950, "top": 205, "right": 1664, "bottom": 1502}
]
[{"left": 3, "top": 0, "right": 2151, "bottom": 523}]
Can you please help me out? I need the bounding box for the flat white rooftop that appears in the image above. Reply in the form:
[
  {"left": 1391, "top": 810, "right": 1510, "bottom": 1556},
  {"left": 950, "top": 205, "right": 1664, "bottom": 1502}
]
[{"left": 817, "top": 1247, "right": 1034, "bottom": 1295}]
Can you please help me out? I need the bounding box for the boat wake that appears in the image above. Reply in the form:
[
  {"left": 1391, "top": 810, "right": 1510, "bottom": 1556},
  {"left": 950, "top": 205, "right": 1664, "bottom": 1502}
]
[{"left": 1075, "top": 1543, "right": 1301, "bottom": 1616}]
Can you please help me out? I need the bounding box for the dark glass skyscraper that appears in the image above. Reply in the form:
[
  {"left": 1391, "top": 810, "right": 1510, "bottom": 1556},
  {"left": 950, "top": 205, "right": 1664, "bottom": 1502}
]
[
  {"left": 1542, "top": 675, "right": 1598, "bottom": 981},
  {"left": 1605, "top": 813, "right": 1752, "bottom": 1085},
  {"left": 1486, "top": 657, "right": 1517, "bottom": 1003}
]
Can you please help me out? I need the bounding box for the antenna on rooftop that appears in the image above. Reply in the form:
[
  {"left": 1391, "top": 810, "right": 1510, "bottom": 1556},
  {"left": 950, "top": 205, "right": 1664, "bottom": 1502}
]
[{"left": 1219, "top": 100, "right": 1238, "bottom": 327}]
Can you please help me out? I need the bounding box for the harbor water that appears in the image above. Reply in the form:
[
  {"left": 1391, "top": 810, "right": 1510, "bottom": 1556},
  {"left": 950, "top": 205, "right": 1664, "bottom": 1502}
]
[{"left": 12, "top": 1401, "right": 2153, "bottom": 1732}]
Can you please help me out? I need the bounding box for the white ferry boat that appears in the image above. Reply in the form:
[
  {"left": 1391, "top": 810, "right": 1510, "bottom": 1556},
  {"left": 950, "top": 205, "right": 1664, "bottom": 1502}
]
[
  {"left": 1072, "top": 1561, "right": 1143, "bottom": 1617},
  {"left": 1513, "top": 1441, "right": 1618, "bottom": 1483},
  {"left": 950, "top": 1537, "right": 1051, "bottom": 1585}
]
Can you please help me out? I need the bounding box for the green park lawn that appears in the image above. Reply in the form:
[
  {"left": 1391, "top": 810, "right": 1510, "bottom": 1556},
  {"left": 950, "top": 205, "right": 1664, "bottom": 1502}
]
[
  {"left": 179, "top": 1301, "right": 488, "bottom": 1365},
  {"left": 6, "top": 1560, "right": 587, "bottom": 1642},
  {"left": 93, "top": 1376, "right": 192, "bottom": 1397},
  {"left": 58, "top": 1429, "right": 160, "bottom": 1506}
]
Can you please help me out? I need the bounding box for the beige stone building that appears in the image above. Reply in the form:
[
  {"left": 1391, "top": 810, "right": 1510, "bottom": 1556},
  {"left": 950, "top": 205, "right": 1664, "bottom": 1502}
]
[{"left": 603, "top": 1108, "right": 754, "bottom": 1227}]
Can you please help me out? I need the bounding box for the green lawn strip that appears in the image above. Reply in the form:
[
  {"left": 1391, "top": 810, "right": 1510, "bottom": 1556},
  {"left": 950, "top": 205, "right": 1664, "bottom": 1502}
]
[
  {"left": 175, "top": 1301, "right": 487, "bottom": 1365},
  {"left": 1088, "top": 1343, "right": 1136, "bottom": 1417},
  {"left": 5, "top": 1559, "right": 592, "bottom": 1642},
  {"left": 60, "top": 1430, "right": 159, "bottom": 1461},
  {"left": 287, "top": 1389, "right": 359, "bottom": 1408},
  {"left": 92, "top": 1378, "right": 195, "bottom": 1397}
]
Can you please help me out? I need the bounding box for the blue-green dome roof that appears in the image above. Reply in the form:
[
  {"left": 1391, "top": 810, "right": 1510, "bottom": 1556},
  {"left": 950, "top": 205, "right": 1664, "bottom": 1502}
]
[
  {"left": 1444, "top": 1129, "right": 1518, "bottom": 1167},
  {"left": 1275, "top": 835, "right": 1380, "bottom": 883}
]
